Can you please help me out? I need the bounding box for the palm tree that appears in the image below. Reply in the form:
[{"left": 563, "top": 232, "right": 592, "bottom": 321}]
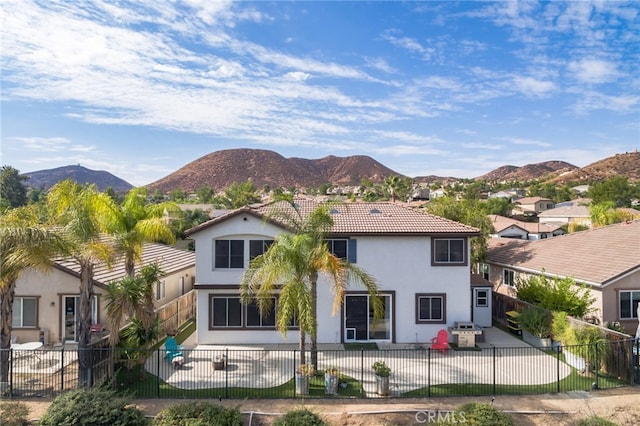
[
  {"left": 241, "top": 200, "right": 382, "bottom": 368},
  {"left": 104, "top": 264, "right": 163, "bottom": 347},
  {"left": 0, "top": 206, "right": 64, "bottom": 382},
  {"left": 385, "top": 175, "right": 401, "bottom": 203},
  {"left": 99, "top": 187, "right": 178, "bottom": 277},
  {"left": 46, "top": 179, "right": 116, "bottom": 386}
]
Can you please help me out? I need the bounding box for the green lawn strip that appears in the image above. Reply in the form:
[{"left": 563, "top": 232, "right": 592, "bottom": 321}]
[{"left": 402, "top": 368, "right": 626, "bottom": 397}]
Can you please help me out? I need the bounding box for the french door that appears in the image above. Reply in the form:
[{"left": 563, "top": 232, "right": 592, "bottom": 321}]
[
  {"left": 63, "top": 296, "right": 98, "bottom": 342},
  {"left": 344, "top": 294, "right": 392, "bottom": 342}
]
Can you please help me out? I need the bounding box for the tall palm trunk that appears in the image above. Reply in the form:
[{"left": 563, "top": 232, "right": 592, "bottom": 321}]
[
  {"left": 310, "top": 272, "right": 319, "bottom": 369},
  {"left": 0, "top": 280, "right": 16, "bottom": 383},
  {"left": 299, "top": 330, "right": 306, "bottom": 366},
  {"left": 125, "top": 255, "right": 135, "bottom": 278},
  {"left": 78, "top": 261, "right": 94, "bottom": 387}
]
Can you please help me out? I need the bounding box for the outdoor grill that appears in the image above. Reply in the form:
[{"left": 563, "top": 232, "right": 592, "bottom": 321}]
[{"left": 449, "top": 321, "right": 483, "bottom": 348}]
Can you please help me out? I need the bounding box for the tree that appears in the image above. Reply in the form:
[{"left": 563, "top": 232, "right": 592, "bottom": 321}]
[
  {"left": 484, "top": 197, "right": 513, "bottom": 216},
  {"left": 515, "top": 273, "right": 595, "bottom": 318},
  {"left": 0, "top": 206, "right": 64, "bottom": 382},
  {"left": 0, "top": 166, "right": 28, "bottom": 209},
  {"left": 197, "top": 185, "right": 214, "bottom": 203},
  {"left": 241, "top": 200, "right": 382, "bottom": 368},
  {"left": 220, "top": 180, "right": 261, "bottom": 208},
  {"left": 589, "top": 202, "right": 622, "bottom": 228},
  {"left": 46, "top": 179, "right": 116, "bottom": 386},
  {"left": 104, "top": 263, "right": 163, "bottom": 346},
  {"left": 99, "top": 187, "right": 178, "bottom": 277},
  {"left": 589, "top": 176, "right": 636, "bottom": 207},
  {"left": 384, "top": 175, "right": 401, "bottom": 202}
]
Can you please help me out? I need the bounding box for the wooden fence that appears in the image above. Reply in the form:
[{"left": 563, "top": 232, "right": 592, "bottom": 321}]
[
  {"left": 492, "top": 292, "right": 637, "bottom": 384},
  {"left": 156, "top": 289, "right": 197, "bottom": 336}
]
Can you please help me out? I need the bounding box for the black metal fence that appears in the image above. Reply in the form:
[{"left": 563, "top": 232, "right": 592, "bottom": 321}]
[{"left": 2, "top": 339, "right": 638, "bottom": 399}]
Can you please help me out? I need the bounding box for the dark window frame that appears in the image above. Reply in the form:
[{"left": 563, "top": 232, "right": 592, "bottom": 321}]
[
  {"left": 415, "top": 293, "right": 446, "bottom": 324},
  {"left": 214, "top": 239, "right": 245, "bottom": 269},
  {"left": 431, "top": 238, "right": 467, "bottom": 266},
  {"left": 619, "top": 290, "right": 640, "bottom": 320}
]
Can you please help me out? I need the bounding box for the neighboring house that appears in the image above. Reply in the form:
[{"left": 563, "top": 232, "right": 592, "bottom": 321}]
[
  {"left": 483, "top": 220, "right": 640, "bottom": 335},
  {"left": 12, "top": 243, "right": 195, "bottom": 345},
  {"left": 186, "top": 200, "right": 480, "bottom": 345},
  {"left": 538, "top": 203, "right": 591, "bottom": 227},
  {"left": 511, "top": 197, "right": 555, "bottom": 216},
  {"left": 488, "top": 215, "right": 565, "bottom": 240}
]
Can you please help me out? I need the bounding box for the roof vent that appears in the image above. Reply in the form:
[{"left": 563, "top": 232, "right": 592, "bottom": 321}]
[
  {"left": 370, "top": 208, "right": 381, "bottom": 214},
  {"left": 330, "top": 208, "right": 340, "bottom": 215}
]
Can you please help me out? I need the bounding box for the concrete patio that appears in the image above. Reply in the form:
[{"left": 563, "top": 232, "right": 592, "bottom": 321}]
[{"left": 144, "top": 327, "right": 572, "bottom": 395}]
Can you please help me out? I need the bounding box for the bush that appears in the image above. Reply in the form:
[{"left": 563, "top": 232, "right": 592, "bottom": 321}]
[
  {"left": 39, "top": 387, "right": 147, "bottom": 426},
  {"left": 153, "top": 401, "right": 242, "bottom": 426},
  {"left": 576, "top": 416, "right": 618, "bottom": 426},
  {"left": 437, "top": 402, "right": 513, "bottom": 426},
  {"left": 273, "top": 408, "right": 327, "bottom": 426},
  {"left": 516, "top": 274, "right": 594, "bottom": 318},
  {"left": 517, "top": 307, "right": 552, "bottom": 338},
  {"left": 0, "top": 401, "right": 30, "bottom": 426}
]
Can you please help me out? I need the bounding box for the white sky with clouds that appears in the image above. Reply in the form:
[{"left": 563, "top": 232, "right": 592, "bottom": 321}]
[{"left": 1, "top": 1, "right": 639, "bottom": 186}]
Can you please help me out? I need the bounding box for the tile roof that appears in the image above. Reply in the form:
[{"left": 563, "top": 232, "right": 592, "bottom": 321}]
[
  {"left": 187, "top": 200, "right": 479, "bottom": 236},
  {"left": 485, "top": 220, "right": 640, "bottom": 286},
  {"left": 54, "top": 243, "right": 195, "bottom": 287},
  {"left": 538, "top": 204, "right": 590, "bottom": 218},
  {"left": 488, "top": 215, "right": 563, "bottom": 234}
]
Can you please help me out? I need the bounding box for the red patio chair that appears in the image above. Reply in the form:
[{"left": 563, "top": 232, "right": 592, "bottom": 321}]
[{"left": 431, "top": 329, "right": 449, "bottom": 353}]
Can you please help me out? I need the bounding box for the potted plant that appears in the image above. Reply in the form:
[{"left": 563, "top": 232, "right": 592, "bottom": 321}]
[
  {"left": 518, "top": 307, "right": 552, "bottom": 348},
  {"left": 324, "top": 366, "right": 340, "bottom": 395},
  {"left": 372, "top": 360, "right": 391, "bottom": 396},
  {"left": 295, "top": 364, "right": 314, "bottom": 395}
]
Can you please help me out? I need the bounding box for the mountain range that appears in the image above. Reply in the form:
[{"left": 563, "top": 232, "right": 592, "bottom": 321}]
[{"left": 23, "top": 149, "right": 640, "bottom": 194}]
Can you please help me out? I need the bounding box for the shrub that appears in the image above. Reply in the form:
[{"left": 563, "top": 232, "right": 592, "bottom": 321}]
[
  {"left": 576, "top": 416, "right": 618, "bottom": 426},
  {"left": 516, "top": 274, "right": 594, "bottom": 318},
  {"left": 153, "top": 401, "right": 242, "bottom": 426},
  {"left": 273, "top": 408, "right": 327, "bottom": 426},
  {"left": 0, "top": 401, "right": 30, "bottom": 426},
  {"left": 436, "top": 402, "right": 513, "bottom": 426},
  {"left": 39, "top": 386, "right": 147, "bottom": 426},
  {"left": 372, "top": 360, "right": 391, "bottom": 377},
  {"left": 517, "top": 307, "right": 552, "bottom": 338}
]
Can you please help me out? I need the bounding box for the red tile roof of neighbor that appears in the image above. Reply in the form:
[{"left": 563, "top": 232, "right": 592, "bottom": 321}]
[
  {"left": 486, "top": 220, "right": 640, "bottom": 287},
  {"left": 54, "top": 243, "right": 195, "bottom": 288},
  {"left": 186, "top": 199, "right": 480, "bottom": 236}
]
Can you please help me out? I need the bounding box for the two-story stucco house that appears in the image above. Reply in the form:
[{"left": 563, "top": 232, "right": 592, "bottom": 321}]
[
  {"left": 484, "top": 220, "right": 640, "bottom": 335},
  {"left": 186, "top": 200, "right": 481, "bottom": 346},
  {"left": 12, "top": 243, "right": 195, "bottom": 345}
]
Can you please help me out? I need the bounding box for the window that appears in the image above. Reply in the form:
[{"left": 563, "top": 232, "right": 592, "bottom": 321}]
[
  {"left": 211, "top": 297, "right": 242, "bottom": 327},
  {"left": 246, "top": 298, "right": 276, "bottom": 327},
  {"left": 155, "top": 281, "right": 166, "bottom": 301},
  {"left": 432, "top": 238, "right": 465, "bottom": 265},
  {"left": 478, "top": 263, "right": 490, "bottom": 280},
  {"left": 326, "top": 239, "right": 348, "bottom": 259},
  {"left": 12, "top": 297, "right": 37, "bottom": 328},
  {"left": 209, "top": 295, "right": 281, "bottom": 328},
  {"left": 215, "top": 240, "right": 244, "bottom": 268},
  {"left": 416, "top": 294, "right": 446, "bottom": 324},
  {"left": 503, "top": 269, "right": 515, "bottom": 287},
  {"left": 619, "top": 291, "right": 640, "bottom": 320},
  {"left": 475, "top": 290, "right": 489, "bottom": 307},
  {"left": 249, "top": 239, "right": 273, "bottom": 260}
]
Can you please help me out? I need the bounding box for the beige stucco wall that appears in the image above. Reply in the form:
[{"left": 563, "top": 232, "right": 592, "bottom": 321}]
[
  {"left": 601, "top": 271, "right": 640, "bottom": 335},
  {"left": 13, "top": 263, "right": 195, "bottom": 345}
]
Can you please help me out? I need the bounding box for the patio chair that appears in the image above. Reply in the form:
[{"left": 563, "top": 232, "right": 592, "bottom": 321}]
[
  {"left": 430, "top": 329, "right": 449, "bottom": 354},
  {"left": 164, "top": 336, "right": 185, "bottom": 369},
  {"left": 90, "top": 323, "right": 104, "bottom": 333}
]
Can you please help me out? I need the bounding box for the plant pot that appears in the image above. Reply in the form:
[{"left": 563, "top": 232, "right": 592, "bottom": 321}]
[
  {"left": 295, "top": 372, "right": 310, "bottom": 395},
  {"left": 375, "top": 375, "right": 390, "bottom": 396},
  {"left": 522, "top": 330, "right": 552, "bottom": 348},
  {"left": 324, "top": 373, "right": 339, "bottom": 395}
]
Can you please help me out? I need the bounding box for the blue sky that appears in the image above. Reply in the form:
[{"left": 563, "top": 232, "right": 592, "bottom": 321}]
[{"left": 1, "top": 1, "right": 639, "bottom": 187}]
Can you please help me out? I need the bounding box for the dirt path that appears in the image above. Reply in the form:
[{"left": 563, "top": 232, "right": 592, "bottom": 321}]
[{"left": 15, "top": 387, "right": 640, "bottom": 425}]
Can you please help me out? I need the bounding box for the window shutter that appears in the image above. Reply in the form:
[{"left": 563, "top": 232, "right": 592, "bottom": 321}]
[{"left": 348, "top": 239, "right": 357, "bottom": 263}]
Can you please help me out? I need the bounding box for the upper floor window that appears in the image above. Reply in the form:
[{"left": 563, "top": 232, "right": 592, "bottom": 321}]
[
  {"left": 432, "top": 238, "right": 465, "bottom": 265},
  {"left": 13, "top": 297, "right": 37, "bottom": 328},
  {"left": 326, "top": 239, "right": 348, "bottom": 259},
  {"left": 249, "top": 240, "right": 274, "bottom": 260},
  {"left": 619, "top": 291, "right": 640, "bottom": 320},
  {"left": 503, "top": 269, "right": 515, "bottom": 287},
  {"left": 215, "top": 240, "right": 244, "bottom": 268},
  {"left": 415, "top": 293, "right": 446, "bottom": 324}
]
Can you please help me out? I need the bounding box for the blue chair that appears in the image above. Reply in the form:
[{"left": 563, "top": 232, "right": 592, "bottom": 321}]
[{"left": 164, "top": 337, "right": 184, "bottom": 368}]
